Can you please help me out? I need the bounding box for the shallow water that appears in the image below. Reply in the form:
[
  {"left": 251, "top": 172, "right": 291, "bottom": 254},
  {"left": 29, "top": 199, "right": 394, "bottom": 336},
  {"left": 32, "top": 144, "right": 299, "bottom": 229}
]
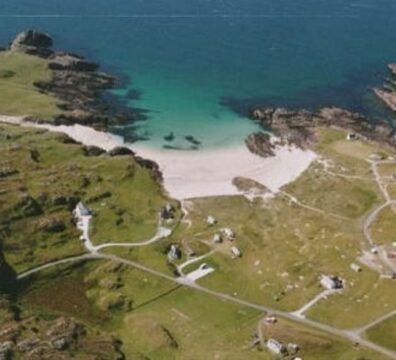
[{"left": 1, "top": 0, "right": 396, "bottom": 148}]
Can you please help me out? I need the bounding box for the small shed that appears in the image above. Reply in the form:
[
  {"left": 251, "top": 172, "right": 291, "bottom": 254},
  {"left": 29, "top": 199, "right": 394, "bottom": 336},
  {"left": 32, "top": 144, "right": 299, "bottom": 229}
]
[
  {"left": 222, "top": 228, "right": 235, "bottom": 241},
  {"left": 213, "top": 233, "right": 222, "bottom": 243},
  {"left": 320, "top": 275, "right": 343, "bottom": 290}
]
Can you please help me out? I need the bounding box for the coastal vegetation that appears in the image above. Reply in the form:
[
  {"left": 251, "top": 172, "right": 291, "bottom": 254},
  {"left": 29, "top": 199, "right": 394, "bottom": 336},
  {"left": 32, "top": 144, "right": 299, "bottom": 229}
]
[{"left": 0, "top": 51, "right": 60, "bottom": 118}]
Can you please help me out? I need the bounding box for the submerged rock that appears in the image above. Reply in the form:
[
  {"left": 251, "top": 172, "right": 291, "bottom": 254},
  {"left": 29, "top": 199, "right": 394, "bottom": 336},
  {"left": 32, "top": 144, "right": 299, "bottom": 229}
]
[
  {"left": 185, "top": 135, "right": 201, "bottom": 146},
  {"left": 164, "top": 132, "right": 175, "bottom": 142}
]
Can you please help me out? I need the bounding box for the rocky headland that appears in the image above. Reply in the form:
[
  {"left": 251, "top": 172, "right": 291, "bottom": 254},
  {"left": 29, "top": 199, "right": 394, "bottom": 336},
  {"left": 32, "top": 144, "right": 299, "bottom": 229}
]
[
  {"left": 246, "top": 106, "right": 396, "bottom": 157},
  {"left": 8, "top": 30, "right": 145, "bottom": 129}
]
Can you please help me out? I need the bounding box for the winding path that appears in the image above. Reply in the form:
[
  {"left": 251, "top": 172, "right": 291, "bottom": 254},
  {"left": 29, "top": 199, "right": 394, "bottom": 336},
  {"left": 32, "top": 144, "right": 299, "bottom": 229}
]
[
  {"left": 94, "top": 225, "right": 172, "bottom": 251},
  {"left": 176, "top": 250, "right": 216, "bottom": 276}
]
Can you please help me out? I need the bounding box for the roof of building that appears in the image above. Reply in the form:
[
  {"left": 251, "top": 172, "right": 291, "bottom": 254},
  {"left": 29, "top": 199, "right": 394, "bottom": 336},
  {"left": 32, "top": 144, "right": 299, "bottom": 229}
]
[{"left": 75, "top": 202, "right": 91, "bottom": 216}]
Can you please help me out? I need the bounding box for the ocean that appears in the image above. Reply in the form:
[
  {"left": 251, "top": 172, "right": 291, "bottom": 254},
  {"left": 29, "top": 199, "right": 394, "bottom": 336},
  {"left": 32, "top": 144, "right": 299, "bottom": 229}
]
[{"left": 1, "top": 0, "right": 396, "bottom": 149}]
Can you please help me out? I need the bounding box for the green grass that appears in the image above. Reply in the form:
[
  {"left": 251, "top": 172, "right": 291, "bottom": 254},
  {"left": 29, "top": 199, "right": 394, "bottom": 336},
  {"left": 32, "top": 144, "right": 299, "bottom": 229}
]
[
  {"left": 365, "top": 315, "right": 396, "bottom": 352},
  {"left": 371, "top": 205, "right": 396, "bottom": 246},
  {"left": 260, "top": 317, "right": 388, "bottom": 360},
  {"left": 0, "top": 51, "right": 61, "bottom": 118},
  {"left": 0, "top": 123, "right": 168, "bottom": 272},
  {"left": 2, "top": 123, "right": 396, "bottom": 358}
]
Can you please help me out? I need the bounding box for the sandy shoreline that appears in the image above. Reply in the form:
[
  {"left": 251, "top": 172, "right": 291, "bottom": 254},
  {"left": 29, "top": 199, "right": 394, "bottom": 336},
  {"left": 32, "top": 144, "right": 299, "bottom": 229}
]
[{"left": 0, "top": 116, "right": 317, "bottom": 200}]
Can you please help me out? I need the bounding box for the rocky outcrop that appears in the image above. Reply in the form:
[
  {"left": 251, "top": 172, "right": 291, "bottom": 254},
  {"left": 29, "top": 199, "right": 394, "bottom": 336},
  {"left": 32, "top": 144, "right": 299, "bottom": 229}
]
[
  {"left": 108, "top": 147, "right": 134, "bottom": 157},
  {"left": 49, "top": 53, "right": 99, "bottom": 72},
  {"left": 0, "top": 307, "right": 125, "bottom": 359},
  {"left": 135, "top": 156, "right": 163, "bottom": 182},
  {"left": 10, "top": 30, "right": 53, "bottom": 57},
  {"left": 248, "top": 105, "right": 396, "bottom": 157},
  {"left": 374, "top": 88, "right": 396, "bottom": 112},
  {"left": 245, "top": 132, "right": 275, "bottom": 157},
  {"left": 374, "top": 62, "right": 396, "bottom": 112},
  {"left": 232, "top": 177, "right": 269, "bottom": 194},
  {"left": 8, "top": 30, "right": 145, "bottom": 129}
]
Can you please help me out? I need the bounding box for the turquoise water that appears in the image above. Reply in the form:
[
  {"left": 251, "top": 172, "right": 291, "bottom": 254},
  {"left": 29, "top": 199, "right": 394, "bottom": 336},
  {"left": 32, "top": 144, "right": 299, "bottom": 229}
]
[{"left": 1, "top": 1, "right": 396, "bottom": 148}]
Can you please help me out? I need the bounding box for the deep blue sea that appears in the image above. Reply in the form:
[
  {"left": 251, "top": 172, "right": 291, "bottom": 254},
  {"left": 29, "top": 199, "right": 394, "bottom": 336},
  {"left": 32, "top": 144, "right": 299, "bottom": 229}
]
[{"left": 1, "top": 0, "right": 396, "bottom": 148}]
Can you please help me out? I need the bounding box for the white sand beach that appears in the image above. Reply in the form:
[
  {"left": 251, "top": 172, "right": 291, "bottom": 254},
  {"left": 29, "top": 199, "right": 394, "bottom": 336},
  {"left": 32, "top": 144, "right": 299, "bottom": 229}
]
[{"left": 0, "top": 116, "right": 317, "bottom": 200}]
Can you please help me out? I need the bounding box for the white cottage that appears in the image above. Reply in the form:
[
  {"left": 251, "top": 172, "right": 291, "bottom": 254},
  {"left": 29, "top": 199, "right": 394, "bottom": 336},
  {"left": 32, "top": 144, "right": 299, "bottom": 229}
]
[
  {"left": 266, "top": 339, "right": 286, "bottom": 355},
  {"left": 73, "top": 202, "right": 91, "bottom": 218}
]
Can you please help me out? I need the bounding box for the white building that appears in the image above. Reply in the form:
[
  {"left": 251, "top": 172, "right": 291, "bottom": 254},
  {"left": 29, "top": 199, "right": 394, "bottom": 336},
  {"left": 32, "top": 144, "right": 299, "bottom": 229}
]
[
  {"left": 320, "top": 275, "right": 343, "bottom": 290},
  {"left": 168, "top": 245, "right": 181, "bottom": 261},
  {"left": 213, "top": 233, "right": 222, "bottom": 243},
  {"left": 73, "top": 202, "right": 91, "bottom": 218},
  {"left": 207, "top": 216, "right": 217, "bottom": 226},
  {"left": 265, "top": 315, "right": 277, "bottom": 324},
  {"left": 266, "top": 339, "right": 286, "bottom": 355},
  {"left": 231, "top": 246, "right": 242, "bottom": 258},
  {"left": 222, "top": 228, "right": 235, "bottom": 240}
]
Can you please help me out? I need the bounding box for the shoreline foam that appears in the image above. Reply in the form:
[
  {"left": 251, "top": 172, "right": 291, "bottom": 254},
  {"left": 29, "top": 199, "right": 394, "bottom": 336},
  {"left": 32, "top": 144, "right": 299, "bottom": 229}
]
[{"left": 0, "top": 116, "right": 317, "bottom": 200}]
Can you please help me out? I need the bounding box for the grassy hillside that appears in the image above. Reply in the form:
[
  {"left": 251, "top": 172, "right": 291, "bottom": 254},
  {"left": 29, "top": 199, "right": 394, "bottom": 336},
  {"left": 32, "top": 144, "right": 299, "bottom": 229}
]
[
  {"left": 0, "top": 123, "right": 168, "bottom": 273},
  {"left": 0, "top": 51, "right": 61, "bottom": 118}
]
